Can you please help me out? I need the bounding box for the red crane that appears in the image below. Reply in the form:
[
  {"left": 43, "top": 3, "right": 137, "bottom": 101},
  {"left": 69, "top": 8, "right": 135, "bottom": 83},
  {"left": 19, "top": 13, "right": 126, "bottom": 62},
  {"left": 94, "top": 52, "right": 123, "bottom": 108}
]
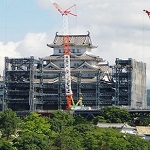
[
  {"left": 143, "top": 9, "right": 150, "bottom": 19},
  {"left": 50, "top": 1, "right": 77, "bottom": 109}
]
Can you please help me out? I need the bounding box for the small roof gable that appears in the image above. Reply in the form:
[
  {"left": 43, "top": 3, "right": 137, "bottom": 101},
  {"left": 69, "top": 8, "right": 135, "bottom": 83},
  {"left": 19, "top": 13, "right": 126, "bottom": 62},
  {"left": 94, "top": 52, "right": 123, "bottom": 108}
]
[
  {"left": 47, "top": 32, "right": 97, "bottom": 48},
  {"left": 43, "top": 62, "right": 61, "bottom": 70},
  {"left": 76, "top": 61, "right": 98, "bottom": 70}
]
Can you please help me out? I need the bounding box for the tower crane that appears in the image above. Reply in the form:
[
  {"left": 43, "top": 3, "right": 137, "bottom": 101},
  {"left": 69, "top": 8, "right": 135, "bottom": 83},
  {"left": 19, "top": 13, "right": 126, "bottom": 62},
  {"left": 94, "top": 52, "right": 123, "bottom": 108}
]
[
  {"left": 50, "top": 1, "right": 77, "bottom": 109},
  {"left": 143, "top": 9, "right": 150, "bottom": 18}
]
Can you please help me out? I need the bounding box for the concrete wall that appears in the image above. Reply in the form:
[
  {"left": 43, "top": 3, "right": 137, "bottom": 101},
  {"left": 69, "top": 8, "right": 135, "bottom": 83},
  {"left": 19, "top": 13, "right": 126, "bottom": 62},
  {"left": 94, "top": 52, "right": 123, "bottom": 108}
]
[{"left": 131, "top": 59, "right": 147, "bottom": 108}]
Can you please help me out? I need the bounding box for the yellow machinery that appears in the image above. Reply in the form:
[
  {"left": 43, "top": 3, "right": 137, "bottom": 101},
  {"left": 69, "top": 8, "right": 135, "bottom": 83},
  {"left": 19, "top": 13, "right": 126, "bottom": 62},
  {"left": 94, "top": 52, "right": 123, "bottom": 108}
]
[{"left": 71, "top": 94, "right": 84, "bottom": 110}]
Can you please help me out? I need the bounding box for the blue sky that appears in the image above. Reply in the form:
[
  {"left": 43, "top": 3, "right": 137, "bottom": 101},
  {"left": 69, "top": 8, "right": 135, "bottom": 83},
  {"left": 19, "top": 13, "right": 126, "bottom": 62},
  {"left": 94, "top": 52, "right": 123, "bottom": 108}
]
[
  {"left": 1, "top": 0, "right": 150, "bottom": 88},
  {"left": 0, "top": 0, "right": 57, "bottom": 42}
]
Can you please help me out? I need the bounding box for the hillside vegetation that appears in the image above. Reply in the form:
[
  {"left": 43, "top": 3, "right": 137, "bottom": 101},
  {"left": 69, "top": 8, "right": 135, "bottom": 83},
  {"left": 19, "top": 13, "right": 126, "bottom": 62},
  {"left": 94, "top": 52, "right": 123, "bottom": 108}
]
[{"left": 0, "top": 107, "right": 150, "bottom": 150}]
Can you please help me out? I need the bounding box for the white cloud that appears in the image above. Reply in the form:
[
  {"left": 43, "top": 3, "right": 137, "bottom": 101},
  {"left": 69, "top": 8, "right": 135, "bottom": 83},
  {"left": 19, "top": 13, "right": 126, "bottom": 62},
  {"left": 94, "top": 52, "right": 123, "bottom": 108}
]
[
  {"left": 0, "top": 32, "right": 53, "bottom": 75},
  {"left": 0, "top": 41, "right": 21, "bottom": 75},
  {"left": 15, "top": 32, "right": 52, "bottom": 58},
  {"left": 3, "top": 0, "right": 150, "bottom": 88}
]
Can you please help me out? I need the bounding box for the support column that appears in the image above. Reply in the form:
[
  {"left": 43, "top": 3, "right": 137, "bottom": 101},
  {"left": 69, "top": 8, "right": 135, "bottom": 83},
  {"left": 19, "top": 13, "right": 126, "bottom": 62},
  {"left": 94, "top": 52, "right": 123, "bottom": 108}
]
[
  {"left": 39, "top": 58, "right": 43, "bottom": 110},
  {"left": 96, "top": 69, "right": 101, "bottom": 109},
  {"left": 29, "top": 56, "right": 35, "bottom": 111},
  {"left": 77, "top": 71, "right": 81, "bottom": 101},
  {"left": 58, "top": 72, "right": 63, "bottom": 110}
]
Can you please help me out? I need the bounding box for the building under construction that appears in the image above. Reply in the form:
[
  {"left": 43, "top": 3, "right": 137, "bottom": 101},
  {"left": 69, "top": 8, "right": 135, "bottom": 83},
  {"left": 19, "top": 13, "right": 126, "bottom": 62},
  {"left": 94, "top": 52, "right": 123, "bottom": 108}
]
[{"left": 3, "top": 33, "right": 147, "bottom": 112}]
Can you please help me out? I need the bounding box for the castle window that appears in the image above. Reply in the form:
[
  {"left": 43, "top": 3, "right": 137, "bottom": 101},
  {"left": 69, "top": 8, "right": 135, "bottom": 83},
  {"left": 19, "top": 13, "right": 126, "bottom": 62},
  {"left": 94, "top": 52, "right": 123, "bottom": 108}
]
[
  {"left": 77, "top": 49, "right": 80, "bottom": 53},
  {"left": 59, "top": 49, "right": 62, "bottom": 53},
  {"left": 83, "top": 65, "right": 87, "bottom": 68},
  {"left": 60, "top": 63, "right": 64, "bottom": 67},
  {"left": 74, "top": 63, "right": 79, "bottom": 67}
]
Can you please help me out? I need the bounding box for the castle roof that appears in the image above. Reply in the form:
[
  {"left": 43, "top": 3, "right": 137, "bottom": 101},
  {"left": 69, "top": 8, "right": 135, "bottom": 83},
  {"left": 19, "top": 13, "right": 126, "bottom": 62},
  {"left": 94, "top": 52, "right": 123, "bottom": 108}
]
[
  {"left": 42, "top": 53, "right": 103, "bottom": 62},
  {"left": 47, "top": 32, "right": 97, "bottom": 48}
]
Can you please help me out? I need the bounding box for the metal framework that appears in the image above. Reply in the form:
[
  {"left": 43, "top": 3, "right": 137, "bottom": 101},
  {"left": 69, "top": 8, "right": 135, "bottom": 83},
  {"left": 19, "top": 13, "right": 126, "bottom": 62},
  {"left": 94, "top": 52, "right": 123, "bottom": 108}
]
[
  {"left": 4, "top": 57, "right": 43, "bottom": 111},
  {"left": 3, "top": 57, "right": 146, "bottom": 112},
  {"left": 113, "top": 58, "right": 132, "bottom": 106}
]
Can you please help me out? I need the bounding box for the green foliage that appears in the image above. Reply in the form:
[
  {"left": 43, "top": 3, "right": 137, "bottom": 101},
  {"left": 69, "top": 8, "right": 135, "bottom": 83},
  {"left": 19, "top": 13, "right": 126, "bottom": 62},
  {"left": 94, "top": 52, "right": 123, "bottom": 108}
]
[
  {"left": 0, "top": 109, "right": 149, "bottom": 150},
  {"left": 137, "top": 117, "right": 150, "bottom": 126},
  {"left": 126, "top": 134, "right": 150, "bottom": 150},
  {"left": 100, "top": 106, "right": 131, "bottom": 123},
  {"left": 92, "top": 116, "right": 106, "bottom": 125},
  {"left": 13, "top": 132, "right": 50, "bottom": 150},
  {"left": 0, "top": 109, "right": 20, "bottom": 139},
  {"left": 21, "top": 112, "right": 51, "bottom": 135},
  {"left": 53, "top": 126, "right": 83, "bottom": 150},
  {"left": 73, "top": 123, "right": 93, "bottom": 136},
  {"left": 48, "top": 110, "right": 74, "bottom": 132},
  {"left": 0, "top": 140, "right": 15, "bottom": 150},
  {"left": 82, "top": 127, "right": 129, "bottom": 150},
  {"left": 73, "top": 115, "right": 88, "bottom": 125}
]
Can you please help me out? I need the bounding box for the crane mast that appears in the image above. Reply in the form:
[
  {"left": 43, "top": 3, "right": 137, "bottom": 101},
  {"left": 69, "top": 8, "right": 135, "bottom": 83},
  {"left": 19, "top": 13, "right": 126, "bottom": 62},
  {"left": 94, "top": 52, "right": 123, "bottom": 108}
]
[{"left": 51, "top": 1, "right": 77, "bottom": 109}]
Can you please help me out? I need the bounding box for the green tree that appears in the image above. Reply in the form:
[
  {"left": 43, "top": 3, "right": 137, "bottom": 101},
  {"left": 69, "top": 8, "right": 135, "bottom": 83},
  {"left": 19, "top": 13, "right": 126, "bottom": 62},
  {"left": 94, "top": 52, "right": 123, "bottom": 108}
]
[
  {"left": 21, "top": 112, "right": 51, "bottom": 135},
  {"left": 13, "top": 132, "right": 50, "bottom": 150},
  {"left": 92, "top": 116, "right": 106, "bottom": 125},
  {"left": 0, "top": 140, "right": 15, "bottom": 150},
  {"left": 49, "top": 110, "right": 74, "bottom": 132},
  {"left": 126, "top": 134, "right": 150, "bottom": 150},
  {"left": 53, "top": 126, "right": 83, "bottom": 150},
  {"left": 137, "top": 117, "right": 150, "bottom": 126},
  {"left": 0, "top": 109, "right": 20, "bottom": 139},
  {"left": 100, "top": 106, "right": 131, "bottom": 123},
  {"left": 73, "top": 115, "right": 88, "bottom": 125},
  {"left": 83, "top": 127, "right": 129, "bottom": 150}
]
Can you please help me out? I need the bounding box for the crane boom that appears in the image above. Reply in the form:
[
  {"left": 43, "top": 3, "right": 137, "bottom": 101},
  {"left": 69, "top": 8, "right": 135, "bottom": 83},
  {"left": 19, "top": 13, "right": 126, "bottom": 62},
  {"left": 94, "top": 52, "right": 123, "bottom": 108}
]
[
  {"left": 143, "top": 9, "right": 150, "bottom": 19},
  {"left": 50, "top": 1, "right": 77, "bottom": 109}
]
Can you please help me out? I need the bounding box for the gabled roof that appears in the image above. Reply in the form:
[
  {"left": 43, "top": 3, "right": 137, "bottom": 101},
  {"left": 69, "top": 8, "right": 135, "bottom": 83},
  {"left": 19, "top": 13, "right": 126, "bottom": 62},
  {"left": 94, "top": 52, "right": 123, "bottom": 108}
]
[
  {"left": 75, "top": 61, "right": 98, "bottom": 70},
  {"left": 47, "top": 32, "right": 97, "bottom": 48},
  {"left": 43, "top": 62, "right": 61, "bottom": 70}
]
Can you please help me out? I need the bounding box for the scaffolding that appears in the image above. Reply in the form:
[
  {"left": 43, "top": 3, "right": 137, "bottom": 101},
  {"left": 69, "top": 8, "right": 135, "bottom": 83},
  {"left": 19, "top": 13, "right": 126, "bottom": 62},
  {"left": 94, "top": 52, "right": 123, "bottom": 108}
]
[
  {"left": 3, "top": 57, "right": 146, "bottom": 112},
  {"left": 112, "top": 58, "right": 132, "bottom": 106},
  {"left": 4, "top": 56, "right": 43, "bottom": 111}
]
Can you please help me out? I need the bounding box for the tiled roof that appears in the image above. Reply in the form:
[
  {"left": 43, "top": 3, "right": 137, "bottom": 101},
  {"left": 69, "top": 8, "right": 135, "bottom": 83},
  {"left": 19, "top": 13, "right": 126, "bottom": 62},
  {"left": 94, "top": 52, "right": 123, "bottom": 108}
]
[
  {"left": 39, "top": 76, "right": 97, "bottom": 83},
  {"left": 136, "top": 126, "right": 150, "bottom": 135},
  {"left": 47, "top": 32, "right": 97, "bottom": 48},
  {"left": 97, "top": 123, "right": 133, "bottom": 128},
  {"left": 74, "top": 61, "right": 98, "bottom": 70},
  {"left": 44, "top": 61, "right": 61, "bottom": 70},
  {"left": 42, "top": 53, "right": 103, "bottom": 61}
]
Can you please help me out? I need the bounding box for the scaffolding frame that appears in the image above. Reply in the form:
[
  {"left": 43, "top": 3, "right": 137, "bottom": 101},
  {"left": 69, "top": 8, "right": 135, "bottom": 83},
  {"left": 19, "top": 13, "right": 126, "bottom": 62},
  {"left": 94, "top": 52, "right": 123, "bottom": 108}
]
[
  {"left": 113, "top": 58, "right": 132, "bottom": 106},
  {"left": 4, "top": 57, "right": 146, "bottom": 112},
  {"left": 4, "top": 57, "right": 43, "bottom": 111}
]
